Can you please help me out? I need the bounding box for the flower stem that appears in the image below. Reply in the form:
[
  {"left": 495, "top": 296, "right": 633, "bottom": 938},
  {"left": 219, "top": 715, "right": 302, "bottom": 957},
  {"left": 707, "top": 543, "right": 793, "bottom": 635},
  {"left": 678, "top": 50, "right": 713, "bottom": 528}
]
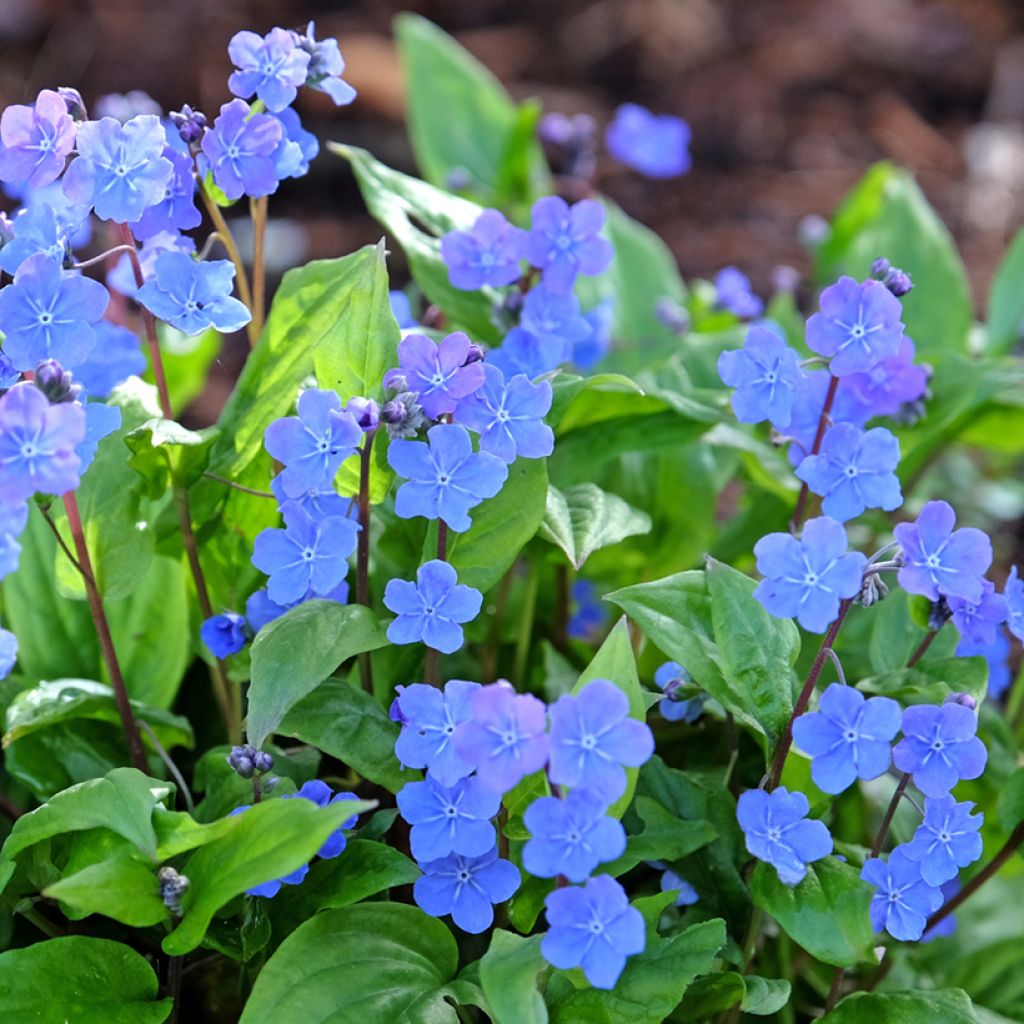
[
  {"left": 924, "top": 820, "right": 1024, "bottom": 934},
  {"left": 870, "top": 773, "right": 911, "bottom": 858},
  {"left": 789, "top": 374, "right": 839, "bottom": 532},
  {"left": 766, "top": 598, "right": 852, "bottom": 790},
  {"left": 906, "top": 629, "right": 938, "bottom": 667},
  {"left": 63, "top": 491, "right": 147, "bottom": 772},
  {"left": 356, "top": 429, "right": 377, "bottom": 695},
  {"left": 249, "top": 196, "right": 268, "bottom": 341}
]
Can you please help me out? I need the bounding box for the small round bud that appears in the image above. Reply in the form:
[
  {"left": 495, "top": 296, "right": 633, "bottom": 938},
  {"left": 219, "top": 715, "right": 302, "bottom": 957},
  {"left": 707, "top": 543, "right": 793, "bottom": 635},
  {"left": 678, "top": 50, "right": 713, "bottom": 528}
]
[
  {"left": 445, "top": 167, "right": 473, "bottom": 191},
  {"left": 944, "top": 692, "right": 977, "bottom": 711},
  {"left": 158, "top": 866, "right": 190, "bottom": 916},
  {"left": 252, "top": 750, "right": 274, "bottom": 774},
  {"left": 382, "top": 392, "right": 427, "bottom": 439},
  {"left": 34, "top": 360, "right": 82, "bottom": 404},
  {"left": 382, "top": 368, "right": 409, "bottom": 394},
  {"left": 463, "top": 343, "right": 485, "bottom": 366},
  {"left": 654, "top": 296, "right": 690, "bottom": 335},
  {"left": 883, "top": 267, "right": 913, "bottom": 297},
  {"left": 57, "top": 87, "right": 88, "bottom": 121},
  {"left": 346, "top": 396, "right": 380, "bottom": 431},
  {"left": 857, "top": 572, "right": 890, "bottom": 608},
  {"left": 870, "top": 257, "right": 892, "bottom": 278},
  {"left": 169, "top": 104, "right": 208, "bottom": 146}
]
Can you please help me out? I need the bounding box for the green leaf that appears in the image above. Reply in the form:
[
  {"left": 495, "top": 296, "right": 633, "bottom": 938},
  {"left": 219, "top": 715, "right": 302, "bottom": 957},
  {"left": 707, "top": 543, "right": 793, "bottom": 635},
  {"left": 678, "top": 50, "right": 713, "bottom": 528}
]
[
  {"left": 125, "top": 418, "right": 217, "bottom": 497},
  {"left": 394, "top": 13, "right": 548, "bottom": 198},
  {"left": 3, "top": 679, "right": 193, "bottom": 756},
  {"left": 546, "top": 918, "right": 725, "bottom": 1024},
  {"left": 601, "top": 796, "right": 717, "bottom": 877},
  {"left": 447, "top": 457, "right": 548, "bottom": 592},
  {"left": 1, "top": 767, "right": 170, "bottom": 862},
  {"left": 547, "top": 372, "right": 646, "bottom": 427},
  {"left": 751, "top": 858, "right": 876, "bottom": 967},
  {"left": 331, "top": 144, "right": 498, "bottom": 340},
  {"left": 277, "top": 678, "right": 410, "bottom": 793},
  {"left": 0, "top": 936, "right": 171, "bottom": 1023},
  {"left": 539, "top": 483, "right": 652, "bottom": 569},
  {"left": 609, "top": 567, "right": 798, "bottom": 746},
  {"left": 986, "top": 226, "right": 1024, "bottom": 353},
  {"left": 247, "top": 601, "right": 389, "bottom": 749},
  {"left": 996, "top": 767, "right": 1024, "bottom": 831},
  {"left": 742, "top": 976, "right": 792, "bottom": 1015},
  {"left": 157, "top": 322, "right": 221, "bottom": 411},
  {"left": 45, "top": 853, "right": 169, "bottom": 927},
  {"left": 858, "top": 656, "right": 988, "bottom": 706},
  {"left": 815, "top": 162, "right": 972, "bottom": 357},
  {"left": 479, "top": 931, "right": 548, "bottom": 1024},
  {"left": 239, "top": 904, "right": 461, "bottom": 1024},
  {"left": 164, "top": 795, "right": 375, "bottom": 956},
  {"left": 821, "top": 990, "right": 979, "bottom": 1023}
]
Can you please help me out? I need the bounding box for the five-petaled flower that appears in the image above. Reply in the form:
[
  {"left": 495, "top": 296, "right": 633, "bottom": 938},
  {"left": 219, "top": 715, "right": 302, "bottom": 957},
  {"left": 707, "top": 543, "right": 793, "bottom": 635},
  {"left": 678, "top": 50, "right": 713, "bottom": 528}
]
[
  {"left": 396, "top": 332, "right": 485, "bottom": 419},
  {"left": 894, "top": 500, "right": 992, "bottom": 604},
  {"left": 547, "top": 679, "right": 655, "bottom": 801},
  {"left": 605, "top": 103, "right": 690, "bottom": 179},
  {"left": 753, "top": 517, "right": 866, "bottom": 633},
  {"left": 440, "top": 209, "right": 527, "bottom": 291},
  {"left": 736, "top": 787, "right": 833, "bottom": 885},
  {"left": 795, "top": 422, "right": 903, "bottom": 523},
  {"left": 525, "top": 196, "right": 613, "bottom": 294},
  {"left": 452, "top": 682, "right": 550, "bottom": 794},
  {"left": 519, "top": 285, "right": 591, "bottom": 363},
  {"left": 947, "top": 580, "right": 1007, "bottom": 647},
  {"left": 130, "top": 144, "right": 202, "bottom": 240},
  {"left": 892, "top": 702, "right": 987, "bottom": 797},
  {"left": 137, "top": 252, "right": 251, "bottom": 336},
  {"left": 393, "top": 680, "right": 479, "bottom": 786},
  {"left": 791, "top": 683, "right": 902, "bottom": 794},
  {"left": 901, "top": 794, "right": 984, "bottom": 886},
  {"left": 714, "top": 267, "right": 763, "bottom": 319},
  {"left": 291, "top": 22, "right": 357, "bottom": 106},
  {"left": 263, "top": 388, "right": 363, "bottom": 500},
  {"left": 542, "top": 875, "right": 645, "bottom": 989},
  {"left": 389, "top": 422, "right": 508, "bottom": 532},
  {"left": 717, "top": 325, "right": 802, "bottom": 427},
  {"left": 228, "top": 28, "right": 311, "bottom": 112},
  {"left": 414, "top": 847, "right": 520, "bottom": 933},
  {"left": 861, "top": 848, "right": 942, "bottom": 942},
  {"left": 0, "top": 88, "right": 76, "bottom": 189},
  {"left": 201, "top": 99, "right": 283, "bottom": 200},
  {"left": 396, "top": 775, "right": 500, "bottom": 863},
  {"left": 805, "top": 276, "right": 905, "bottom": 375},
  {"left": 383, "top": 559, "right": 482, "bottom": 655}
]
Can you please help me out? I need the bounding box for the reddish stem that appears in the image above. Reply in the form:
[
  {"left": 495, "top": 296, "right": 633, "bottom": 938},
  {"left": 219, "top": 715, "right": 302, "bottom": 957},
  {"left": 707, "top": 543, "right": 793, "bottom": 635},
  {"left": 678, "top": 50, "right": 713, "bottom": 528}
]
[
  {"left": 356, "top": 429, "right": 377, "bottom": 695},
  {"left": 871, "top": 773, "right": 911, "bottom": 858},
  {"left": 790, "top": 374, "right": 839, "bottom": 531},
  {"left": 907, "top": 629, "right": 938, "bottom": 668}
]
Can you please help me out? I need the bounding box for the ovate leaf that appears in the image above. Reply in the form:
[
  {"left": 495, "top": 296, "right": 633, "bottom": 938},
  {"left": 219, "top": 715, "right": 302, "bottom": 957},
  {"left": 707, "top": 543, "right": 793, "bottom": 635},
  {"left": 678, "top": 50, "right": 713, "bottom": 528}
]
[
  {"left": 540, "top": 483, "right": 652, "bottom": 569},
  {"left": 821, "top": 990, "right": 979, "bottom": 1023}
]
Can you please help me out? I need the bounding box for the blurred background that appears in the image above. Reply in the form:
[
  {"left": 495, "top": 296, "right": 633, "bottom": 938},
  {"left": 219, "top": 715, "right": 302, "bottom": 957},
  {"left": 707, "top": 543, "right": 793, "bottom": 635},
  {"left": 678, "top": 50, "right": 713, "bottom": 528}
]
[{"left": 2, "top": 0, "right": 1023, "bottom": 392}]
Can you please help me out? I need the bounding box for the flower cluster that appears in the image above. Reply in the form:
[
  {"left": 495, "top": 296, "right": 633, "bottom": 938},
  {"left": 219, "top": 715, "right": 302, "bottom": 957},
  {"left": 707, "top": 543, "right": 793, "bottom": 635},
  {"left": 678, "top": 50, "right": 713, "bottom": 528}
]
[{"left": 393, "top": 678, "right": 654, "bottom": 987}]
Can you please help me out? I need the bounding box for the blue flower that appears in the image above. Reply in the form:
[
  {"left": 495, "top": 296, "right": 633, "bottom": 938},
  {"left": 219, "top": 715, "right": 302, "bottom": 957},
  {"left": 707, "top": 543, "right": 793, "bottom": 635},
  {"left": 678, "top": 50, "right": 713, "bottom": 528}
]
[
  {"left": 605, "top": 104, "right": 690, "bottom": 179},
  {"left": 440, "top": 209, "right": 527, "bottom": 291},
  {"left": 0, "top": 625, "right": 17, "bottom": 680},
  {"left": 270, "top": 108, "right": 319, "bottom": 180},
  {"left": 921, "top": 879, "right": 959, "bottom": 942},
  {"left": 805, "top": 276, "right": 905, "bottom": 375},
  {"left": 62, "top": 115, "right": 174, "bottom": 223},
  {"left": 452, "top": 682, "right": 550, "bottom": 794},
  {"left": 0, "top": 201, "right": 79, "bottom": 275},
  {"left": 269, "top": 476, "right": 352, "bottom": 522},
  {"left": 520, "top": 285, "right": 591, "bottom": 362},
  {"left": 717, "top": 325, "right": 802, "bottom": 427},
  {"left": 0, "top": 254, "right": 109, "bottom": 371},
  {"left": 892, "top": 702, "right": 987, "bottom": 798},
  {"left": 714, "top": 267, "right": 763, "bottom": 319},
  {"left": 542, "top": 874, "right": 645, "bottom": 989},
  {"left": 396, "top": 332, "right": 485, "bottom": 419},
  {"left": 791, "top": 683, "right": 901, "bottom": 794},
  {"left": 200, "top": 612, "right": 248, "bottom": 658},
  {"left": 389, "top": 290, "right": 417, "bottom": 329},
  {"left": 523, "top": 788, "right": 626, "bottom": 882},
  {"left": 659, "top": 868, "right": 699, "bottom": 907},
  {"left": 487, "top": 328, "right": 557, "bottom": 381},
  {"left": 383, "top": 559, "right": 482, "bottom": 655},
  {"left": 137, "top": 252, "right": 251, "bottom": 336},
  {"left": 263, "top": 388, "right": 362, "bottom": 500},
  {"left": 548, "top": 679, "right": 655, "bottom": 801},
  {"left": 0, "top": 89, "right": 76, "bottom": 189},
  {"left": 201, "top": 100, "right": 283, "bottom": 201},
  {"left": 861, "top": 848, "right": 943, "bottom": 941},
  {"left": 568, "top": 579, "right": 609, "bottom": 640},
  {"left": 73, "top": 322, "right": 146, "bottom": 398},
  {"left": 243, "top": 580, "right": 349, "bottom": 633},
  {"left": 795, "top": 423, "right": 903, "bottom": 522},
  {"left": 396, "top": 775, "right": 500, "bottom": 863},
  {"left": 1006, "top": 566, "right": 1024, "bottom": 642},
  {"left": 77, "top": 401, "right": 121, "bottom": 474},
  {"left": 454, "top": 364, "right": 553, "bottom": 463},
  {"left": 654, "top": 661, "right": 704, "bottom": 723},
  {"left": 0, "top": 382, "right": 85, "bottom": 502},
  {"left": 894, "top": 500, "right": 992, "bottom": 604},
  {"left": 228, "top": 28, "right": 311, "bottom": 112},
  {"left": 291, "top": 22, "right": 357, "bottom": 106},
  {"left": 573, "top": 301, "right": 614, "bottom": 370},
  {"left": 844, "top": 336, "right": 928, "bottom": 419},
  {"left": 525, "top": 197, "right": 613, "bottom": 294},
  {"left": 389, "top": 423, "right": 508, "bottom": 533},
  {"left": 414, "top": 846, "right": 520, "bottom": 933},
  {"left": 107, "top": 229, "right": 194, "bottom": 299},
  {"left": 393, "top": 680, "right": 479, "bottom": 786},
  {"left": 949, "top": 580, "right": 1007, "bottom": 646},
  {"left": 736, "top": 787, "right": 833, "bottom": 885},
  {"left": 129, "top": 143, "right": 201, "bottom": 240},
  {"left": 901, "top": 795, "right": 983, "bottom": 886},
  {"left": 242, "top": 780, "right": 361, "bottom": 897},
  {"left": 956, "top": 628, "right": 1011, "bottom": 701},
  {"left": 251, "top": 501, "right": 358, "bottom": 606},
  {"left": 753, "top": 517, "right": 866, "bottom": 633},
  {"left": 775, "top": 369, "right": 869, "bottom": 468},
  {"left": 0, "top": 502, "right": 28, "bottom": 580}
]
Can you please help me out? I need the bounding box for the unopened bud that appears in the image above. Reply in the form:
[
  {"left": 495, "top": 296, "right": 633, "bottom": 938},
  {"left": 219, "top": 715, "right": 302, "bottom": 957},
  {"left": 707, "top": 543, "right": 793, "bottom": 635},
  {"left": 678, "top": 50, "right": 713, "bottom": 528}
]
[
  {"left": 857, "top": 572, "right": 890, "bottom": 608},
  {"left": 169, "top": 104, "right": 208, "bottom": 146},
  {"left": 158, "top": 866, "right": 190, "bottom": 916},
  {"left": 57, "top": 87, "right": 88, "bottom": 121},
  {"left": 870, "top": 257, "right": 892, "bottom": 278},
  {"left": 654, "top": 296, "right": 690, "bottom": 335},
  {"left": 382, "top": 368, "right": 409, "bottom": 394},
  {"left": 346, "top": 396, "right": 380, "bottom": 431},
  {"left": 382, "top": 392, "right": 427, "bottom": 439},
  {"left": 228, "top": 743, "right": 273, "bottom": 779},
  {"left": 883, "top": 267, "right": 913, "bottom": 297},
  {"left": 944, "top": 692, "right": 977, "bottom": 711},
  {"left": 34, "top": 360, "right": 82, "bottom": 404},
  {"left": 463, "top": 343, "right": 485, "bottom": 365}
]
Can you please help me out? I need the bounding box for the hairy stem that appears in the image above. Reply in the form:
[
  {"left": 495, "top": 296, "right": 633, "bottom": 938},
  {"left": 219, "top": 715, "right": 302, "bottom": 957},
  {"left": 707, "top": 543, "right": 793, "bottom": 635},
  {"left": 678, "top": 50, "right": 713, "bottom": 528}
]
[
  {"left": 63, "top": 492, "right": 147, "bottom": 772},
  {"left": 356, "top": 429, "right": 377, "bottom": 694},
  {"left": 249, "top": 195, "right": 268, "bottom": 340},
  {"left": 790, "top": 374, "right": 839, "bottom": 531},
  {"left": 766, "top": 599, "right": 852, "bottom": 790}
]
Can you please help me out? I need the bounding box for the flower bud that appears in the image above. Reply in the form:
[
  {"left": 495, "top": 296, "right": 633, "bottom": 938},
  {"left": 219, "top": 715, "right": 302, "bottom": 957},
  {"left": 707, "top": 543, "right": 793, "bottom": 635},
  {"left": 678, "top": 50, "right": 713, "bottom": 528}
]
[
  {"left": 382, "top": 368, "right": 409, "bottom": 394},
  {"left": 857, "top": 572, "right": 890, "bottom": 608},
  {"left": 463, "top": 343, "right": 485, "bottom": 365},
  {"left": 33, "top": 360, "right": 82, "bottom": 404},
  {"left": 654, "top": 296, "right": 690, "bottom": 335},
  {"left": 382, "top": 392, "right": 427, "bottom": 439},
  {"left": 158, "top": 866, "right": 190, "bottom": 916},
  {"left": 870, "top": 257, "right": 892, "bottom": 278},
  {"left": 944, "top": 692, "right": 977, "bottom": 711},
  {"left": 252, "top": 750, "right": 274, "bottom": 774},
  {"left": 169, "top": 104, "right": 208, "bottom": 146},
  {"left": 228, "top": 743, "right": 272, "bottom": 779},
  {"left": 346, "top": 396, "right": 380, "bottom": 431},
  {"left": 883, "top": 267, "right": 913, "bottom": 297},
  {"left": 57, "top": 87, "right": 88, "bottom": 121}
]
